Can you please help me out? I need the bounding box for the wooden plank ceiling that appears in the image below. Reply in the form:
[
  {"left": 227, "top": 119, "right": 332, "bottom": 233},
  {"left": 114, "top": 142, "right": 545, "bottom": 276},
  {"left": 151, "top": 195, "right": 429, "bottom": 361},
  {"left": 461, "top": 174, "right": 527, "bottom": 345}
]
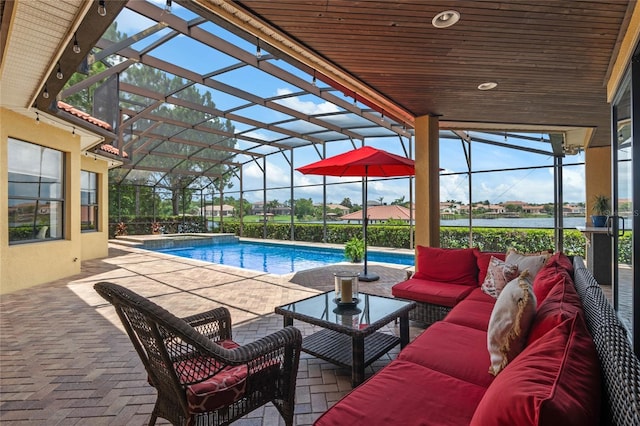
[{"left": 233, "top": 0, "right": 635, "bottom": 147}]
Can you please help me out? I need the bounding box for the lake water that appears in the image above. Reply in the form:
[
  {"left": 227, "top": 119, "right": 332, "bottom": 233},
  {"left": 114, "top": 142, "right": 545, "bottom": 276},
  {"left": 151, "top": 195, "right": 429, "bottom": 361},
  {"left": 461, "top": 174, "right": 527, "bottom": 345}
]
[
  {"left": 301, "top": 217, "right": 587, "bottom": 229},
  {"left": 440, "top": 216, "right": 587, "bottom": 229}
]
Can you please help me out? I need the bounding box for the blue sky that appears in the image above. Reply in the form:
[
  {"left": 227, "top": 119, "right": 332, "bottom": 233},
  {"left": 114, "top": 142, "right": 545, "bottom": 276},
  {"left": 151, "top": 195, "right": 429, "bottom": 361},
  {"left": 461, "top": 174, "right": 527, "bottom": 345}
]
[{"left": 112, "top": 1, "right": 587, "bottom": 206}]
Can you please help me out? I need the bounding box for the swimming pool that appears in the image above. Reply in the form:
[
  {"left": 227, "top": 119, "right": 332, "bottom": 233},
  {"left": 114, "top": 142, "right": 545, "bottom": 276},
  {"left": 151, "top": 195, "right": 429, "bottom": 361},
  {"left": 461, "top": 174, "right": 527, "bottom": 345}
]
[{"left": 148, "top": 240, "right": 414, "bottom": 274}]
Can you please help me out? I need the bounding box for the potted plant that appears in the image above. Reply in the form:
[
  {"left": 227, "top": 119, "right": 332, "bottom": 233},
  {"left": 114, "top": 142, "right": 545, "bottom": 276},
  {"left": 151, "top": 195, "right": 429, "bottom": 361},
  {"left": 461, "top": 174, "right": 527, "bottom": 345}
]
[
  {"left": 115, "top": 222, "right": 128, "bottom": 237},
  {"left": 591, "top": 194, "right": 610, "bottom": 227},
  {"left": 151, "top": 221, "right": 161, "bottom": 235},
  {"left": 344, "top": 237, "right": 365, "bottom": 263}
]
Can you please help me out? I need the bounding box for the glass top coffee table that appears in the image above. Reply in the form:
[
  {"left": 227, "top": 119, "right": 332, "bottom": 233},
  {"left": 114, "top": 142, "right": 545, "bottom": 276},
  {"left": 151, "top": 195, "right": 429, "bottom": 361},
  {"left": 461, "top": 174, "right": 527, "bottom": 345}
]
[{"left": 275, "top": 291, "right": 415, "bottom": 386}]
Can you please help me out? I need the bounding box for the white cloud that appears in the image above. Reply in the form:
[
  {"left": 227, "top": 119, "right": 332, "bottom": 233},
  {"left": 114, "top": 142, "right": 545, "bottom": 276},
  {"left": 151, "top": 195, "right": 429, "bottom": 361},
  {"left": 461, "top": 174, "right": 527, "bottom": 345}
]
[{"left": 274, "top": 88, "right": 340, "bottom": 115}]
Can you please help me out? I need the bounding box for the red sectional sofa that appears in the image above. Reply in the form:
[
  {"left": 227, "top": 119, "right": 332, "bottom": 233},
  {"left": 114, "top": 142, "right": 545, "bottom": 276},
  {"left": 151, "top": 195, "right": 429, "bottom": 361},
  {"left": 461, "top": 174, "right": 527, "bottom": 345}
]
[{"left": 314, "top": 249, "right": 640, "bottom": 426}]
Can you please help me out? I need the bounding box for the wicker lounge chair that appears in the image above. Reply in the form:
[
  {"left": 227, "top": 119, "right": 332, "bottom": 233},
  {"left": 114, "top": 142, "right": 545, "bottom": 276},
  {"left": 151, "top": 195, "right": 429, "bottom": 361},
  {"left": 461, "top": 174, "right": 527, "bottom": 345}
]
[{"left": 94, "top": 281, "right": 302, "bottom": 426}]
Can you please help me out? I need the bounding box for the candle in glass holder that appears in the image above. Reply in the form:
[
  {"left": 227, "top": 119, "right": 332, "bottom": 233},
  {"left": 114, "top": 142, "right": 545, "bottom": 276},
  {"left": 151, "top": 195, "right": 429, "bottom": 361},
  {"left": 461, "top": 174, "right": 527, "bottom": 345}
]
[{"left": 341, "top": 278, "right": 353, "bottom": 302}]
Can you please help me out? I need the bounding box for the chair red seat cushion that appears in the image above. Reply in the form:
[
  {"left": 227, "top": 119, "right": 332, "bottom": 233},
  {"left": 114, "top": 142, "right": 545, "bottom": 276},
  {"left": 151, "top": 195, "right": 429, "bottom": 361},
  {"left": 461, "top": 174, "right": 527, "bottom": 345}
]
[
  {"left": 185, "top": 364, "right": 248, "bottom": 413},
  {"left": 173, "top": 339, "right": 249, "bottom": 413},
  {"left": 314, "top": 359, "right": 487, "bottom": 426},
  {"left": 392, "top": 278, "right": 475, "bottom": 307}
]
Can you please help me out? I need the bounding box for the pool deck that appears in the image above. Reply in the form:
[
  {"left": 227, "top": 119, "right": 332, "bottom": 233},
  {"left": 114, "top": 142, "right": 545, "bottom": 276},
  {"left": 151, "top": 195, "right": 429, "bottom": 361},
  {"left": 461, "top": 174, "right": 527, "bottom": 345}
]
[
  {"left": 1, "top": 240, "right": 628, "bottom": 425},
  {"left": 0, "top": 241, "right": 419, "bottom": 425}
]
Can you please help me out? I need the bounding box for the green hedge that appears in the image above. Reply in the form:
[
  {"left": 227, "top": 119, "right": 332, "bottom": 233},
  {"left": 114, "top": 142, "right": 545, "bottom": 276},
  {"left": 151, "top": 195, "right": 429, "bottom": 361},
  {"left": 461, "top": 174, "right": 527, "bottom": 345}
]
[{"left": 215, "top": 221, "right": 589, "bottom": 257}]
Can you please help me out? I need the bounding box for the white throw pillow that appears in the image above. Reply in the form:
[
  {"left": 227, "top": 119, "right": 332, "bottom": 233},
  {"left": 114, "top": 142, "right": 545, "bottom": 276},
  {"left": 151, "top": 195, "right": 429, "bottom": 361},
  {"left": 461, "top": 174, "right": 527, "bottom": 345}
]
[
  {"left": 481, "top": 256, "right": 519, "bottom": 299},
  {"left": 505, "top": 248, "right": 550, "bottom": 279},
  {"left": 487, "top": 271, "right": 537, "bottom": 376}
]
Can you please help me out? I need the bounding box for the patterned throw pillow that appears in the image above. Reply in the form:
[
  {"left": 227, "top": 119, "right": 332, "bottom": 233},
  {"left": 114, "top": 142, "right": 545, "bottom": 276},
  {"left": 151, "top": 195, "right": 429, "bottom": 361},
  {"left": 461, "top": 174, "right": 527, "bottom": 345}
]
[
  {"left": 481, "top": 256, "right": 519, "bottom": 299},
  {"left": 487, "top": 271, "right": 537, "bottom": 376}
]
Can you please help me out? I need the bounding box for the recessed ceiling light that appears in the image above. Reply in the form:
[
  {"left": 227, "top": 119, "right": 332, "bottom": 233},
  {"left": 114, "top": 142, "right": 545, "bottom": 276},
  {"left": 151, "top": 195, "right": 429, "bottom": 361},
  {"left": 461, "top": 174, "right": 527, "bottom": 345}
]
[
  {"left": 478, "top": 82, "right": 498, "bottom": 91},
  {"left": 432, "top": 10, "right": 460, "bottom": 28}
]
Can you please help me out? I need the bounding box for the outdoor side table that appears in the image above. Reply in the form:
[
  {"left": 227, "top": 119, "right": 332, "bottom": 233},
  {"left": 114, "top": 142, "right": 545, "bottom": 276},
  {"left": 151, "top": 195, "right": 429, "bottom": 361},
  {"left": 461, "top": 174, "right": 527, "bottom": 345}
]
[{"left": 275, "top": 291, "right": 415, "bottom": 387}]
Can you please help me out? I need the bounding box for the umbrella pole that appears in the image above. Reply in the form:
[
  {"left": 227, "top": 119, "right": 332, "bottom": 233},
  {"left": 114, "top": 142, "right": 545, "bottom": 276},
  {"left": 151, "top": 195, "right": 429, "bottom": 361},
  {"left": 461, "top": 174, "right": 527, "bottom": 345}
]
[{"left": 360, "top": 172, "right": 379, "bottom": 282}]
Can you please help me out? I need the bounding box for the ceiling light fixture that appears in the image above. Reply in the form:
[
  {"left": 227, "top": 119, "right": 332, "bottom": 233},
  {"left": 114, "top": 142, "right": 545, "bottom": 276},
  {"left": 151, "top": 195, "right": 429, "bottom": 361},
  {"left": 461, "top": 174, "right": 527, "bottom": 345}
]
[
  {"left": 477, "top": 81, "right": 497, "bottom": 91},
  {"left": 312, "top": 71, "right": 317, "bottom": 87},
  {"left": 98, "top": 0, "right": 107, "bottom": 17},
  {"left": 256, "top": 40, "right": 262, "bottom": 59},
  {"left": 165, "top": 0, "right": 172, "bottom": 13},
  {"left": 56, "top": 62, "right": 63, "bottom": 80},
  {"left": 73, "top": 33, "right": 81, "bottom": 53},
  {"left": 432, "top": 10, "right": 460, "bottom": 28},
  {"left": 43, "top": 84, "right": 49, "bottom": 99}
]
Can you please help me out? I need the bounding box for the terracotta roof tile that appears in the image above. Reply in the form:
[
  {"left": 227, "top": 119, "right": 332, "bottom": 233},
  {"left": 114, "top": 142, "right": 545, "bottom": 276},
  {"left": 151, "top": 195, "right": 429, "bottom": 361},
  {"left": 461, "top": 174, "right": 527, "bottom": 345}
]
[
  {"left": 98, "top": 143, "right": 128, "bottom": 158},
  {"left": 57, "top": 101, "right": 112, "bottom": 130},
  {"left": 341, "top": 205, "right": 411, "bottom": 221}
]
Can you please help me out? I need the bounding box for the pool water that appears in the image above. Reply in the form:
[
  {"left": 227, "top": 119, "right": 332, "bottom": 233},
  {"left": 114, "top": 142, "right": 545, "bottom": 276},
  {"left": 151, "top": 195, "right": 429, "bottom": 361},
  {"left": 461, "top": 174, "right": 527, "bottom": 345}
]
[{"left": 150, "top": 240, "right": 414, "bottom": 274}]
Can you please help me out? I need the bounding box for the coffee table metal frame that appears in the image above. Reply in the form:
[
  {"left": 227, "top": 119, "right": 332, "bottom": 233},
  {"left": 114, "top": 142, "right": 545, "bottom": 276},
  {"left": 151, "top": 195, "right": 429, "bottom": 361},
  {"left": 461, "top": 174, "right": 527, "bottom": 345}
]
[{"left": 275, "top": 291, "right": 415, "bottom": 386}]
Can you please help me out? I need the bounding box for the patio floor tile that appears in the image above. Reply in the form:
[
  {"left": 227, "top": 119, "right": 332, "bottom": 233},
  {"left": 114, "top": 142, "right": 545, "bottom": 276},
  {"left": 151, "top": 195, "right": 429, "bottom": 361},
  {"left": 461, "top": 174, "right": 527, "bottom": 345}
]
[{"left": 0, "top": 243, "right": 423, "bottom": 425}]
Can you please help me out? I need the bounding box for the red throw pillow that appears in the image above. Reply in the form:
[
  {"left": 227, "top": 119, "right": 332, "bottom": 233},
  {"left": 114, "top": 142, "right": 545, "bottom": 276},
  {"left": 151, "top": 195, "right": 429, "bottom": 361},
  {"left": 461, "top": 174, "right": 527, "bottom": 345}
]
[
  {"left": 546, "top": 251, "right": 574, "bottom": 274},
  {"left": 532, "top": 261, "right": 573, "bottom": 304},
  {"left": 414, "top": 246, "right": 479, "bottom": 286},
  {"left": 471, "top": 314, "right": 601, "bottom": 426},
  {"left": 527, "top": 275, "right": 582, "bottom": 344},
  {"left": 475, "top": 250, "right": 507, "bottom": 285}
]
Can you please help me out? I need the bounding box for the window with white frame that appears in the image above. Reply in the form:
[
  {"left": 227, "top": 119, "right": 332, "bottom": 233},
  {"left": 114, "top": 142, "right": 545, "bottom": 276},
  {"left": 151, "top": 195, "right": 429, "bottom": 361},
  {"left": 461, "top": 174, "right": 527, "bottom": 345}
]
[
  {"left": 81, "top": 170, "right": 98, "bottom": 232},
  {"left": 8, "top": 138, "right": 64, "bottom": 243}
]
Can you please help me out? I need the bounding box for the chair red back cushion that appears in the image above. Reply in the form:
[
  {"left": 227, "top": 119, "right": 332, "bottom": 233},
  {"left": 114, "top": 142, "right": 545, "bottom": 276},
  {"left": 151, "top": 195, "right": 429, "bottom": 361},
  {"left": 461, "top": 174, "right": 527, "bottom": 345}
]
[{"left": 414, "top": 246, "right": 479, "bottom": 286}]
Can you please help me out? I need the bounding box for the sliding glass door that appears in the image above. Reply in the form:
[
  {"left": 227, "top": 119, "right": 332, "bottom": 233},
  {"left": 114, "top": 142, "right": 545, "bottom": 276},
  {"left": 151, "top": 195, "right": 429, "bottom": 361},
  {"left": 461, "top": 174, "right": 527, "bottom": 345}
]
[{"left": 612, "top": 60, "right": 639, "bottom": 355}]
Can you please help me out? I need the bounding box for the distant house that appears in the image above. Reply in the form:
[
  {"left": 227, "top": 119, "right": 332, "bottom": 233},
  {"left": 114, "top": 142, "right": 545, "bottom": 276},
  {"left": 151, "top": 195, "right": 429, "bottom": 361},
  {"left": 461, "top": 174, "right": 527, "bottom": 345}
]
[
  {"left": 341, "top": 205, "right": 412, "bottom": 224},
  {"left": 440, "top": 202, "right": 462, "bottom": 214},
  {"left": 523, "top": 204, "right": 545, "bottom": 214},
  {"left": 564, "top": 204, "right": 586, "bottom": 215},
  {"left": 324, "top": 204, "right": 351, "bottom": 213},
  {"left": 251, "top": 201, "right": 291, "bottom": 216},
  {"left": 486, "top": 204, "right": 506, "bottom": 214},
  {"left": 201, "top": 204, "right": 235, "bottom": 217}
]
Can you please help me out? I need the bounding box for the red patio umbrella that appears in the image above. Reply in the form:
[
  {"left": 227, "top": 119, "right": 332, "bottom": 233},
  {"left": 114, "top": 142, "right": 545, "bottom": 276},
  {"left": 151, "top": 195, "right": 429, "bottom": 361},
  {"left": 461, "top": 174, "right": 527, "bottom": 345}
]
[{"left": 297, "top": 146, "right": 415, "bottom": 281}]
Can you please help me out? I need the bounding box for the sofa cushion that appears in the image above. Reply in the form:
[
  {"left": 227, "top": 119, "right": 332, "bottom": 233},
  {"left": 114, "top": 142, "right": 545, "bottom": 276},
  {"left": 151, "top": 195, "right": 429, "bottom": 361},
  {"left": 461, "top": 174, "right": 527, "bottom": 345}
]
[
  {"left": 470, "top": 314, "right": 601, "bottom": 426},
  {"left": 532, "top": 252, "right": 574, "bottom": 304},
  {"left": 505, "top": 248, "right": 551, "bottom": 278},
  {"left": 527, "top": 275, "right": 583, "bottom": 345},
  {"left": 464, "top": 287, "right": 497, "bottom": 304},
  {"left": 487, "top": 271, "right": 537, "bottom": 375},
  {"left": 481, "top": 256, "right": 519, "bottom": 298},
  {"left": 391, "top": 278, "right": 475, "bottom": 307},
  {"left": 444, "top": 298, "right": 495, "bottom": 331},
  {"left": 414, "top": 246, "right": 479, "bottom": 286},
  {"left": 399, "top": 321, "right": 495, "bottom": 388},
  {"left": 314, "top": 360, "right": 487, "bottom": 426},
  {"left": 475, "top": 250, "right": 507, "bottom": 285}
]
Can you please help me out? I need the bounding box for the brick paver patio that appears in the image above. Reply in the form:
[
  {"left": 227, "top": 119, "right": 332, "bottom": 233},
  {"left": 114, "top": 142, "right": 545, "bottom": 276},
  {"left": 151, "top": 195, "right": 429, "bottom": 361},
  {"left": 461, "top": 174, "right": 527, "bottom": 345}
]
[{"left": 0, "top": 243, "right": 422, "bottom": 425}]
